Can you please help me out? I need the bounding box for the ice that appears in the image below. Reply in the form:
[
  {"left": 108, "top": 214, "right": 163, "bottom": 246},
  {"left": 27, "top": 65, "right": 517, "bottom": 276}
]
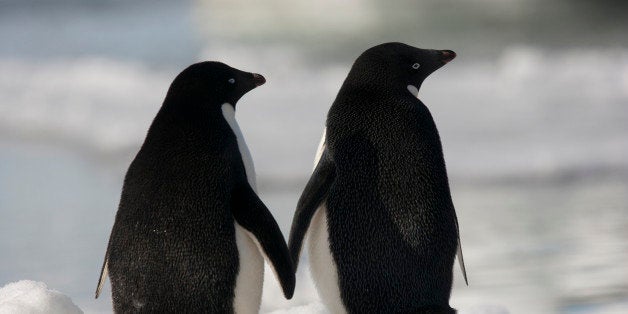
[
  {"left": 0, "top": 277, "right": 503, "bottom": 314},
  {"left": 266, "top": 302, "right": 328, "bottom": 314},
  {"left": 458, "top": 305, "right": 510, "bottom": 314},
  {"left": 0, "top": 280, "right": 82, "bottom": 314}
]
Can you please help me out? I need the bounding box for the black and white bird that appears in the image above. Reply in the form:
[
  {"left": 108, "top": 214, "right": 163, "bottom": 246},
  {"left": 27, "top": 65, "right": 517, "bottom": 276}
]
[
  {"left": 289, "top": 43, "right": 467, "bottom": 314},
  {"left": 96, "top": 61, "right": 294, "bottom": 313}
]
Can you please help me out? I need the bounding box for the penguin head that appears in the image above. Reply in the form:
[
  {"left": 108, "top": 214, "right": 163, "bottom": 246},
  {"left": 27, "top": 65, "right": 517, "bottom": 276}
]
[
  {"left": 165, "top": 61, "right": 265, "bottom": 108},
  {"left": 349, "top": 42, "right": 455, "bottom": 95}
]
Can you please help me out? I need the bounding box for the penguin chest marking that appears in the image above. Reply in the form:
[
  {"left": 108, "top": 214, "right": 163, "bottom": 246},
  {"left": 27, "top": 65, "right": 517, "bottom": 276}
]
[
  {"left": 221, "top": 103, "right": 264, "bottom": 313},
  {"left": 308, "top": 205, "right": 347, "bottom": 314},
  {"left": 407, "top": 84, "right": 419, "bottom": 98},
  {"left": 221, "top": 103, "right": 257, "bottom": 190}
]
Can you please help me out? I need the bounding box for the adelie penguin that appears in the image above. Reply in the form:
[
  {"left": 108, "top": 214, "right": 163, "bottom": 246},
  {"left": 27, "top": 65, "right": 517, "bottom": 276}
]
[
  {"left": 96, "top": 61, "right": 295, "bottom": 313},
  {"left": 289, "top": 43, "right": 468, "bottom": 313}
]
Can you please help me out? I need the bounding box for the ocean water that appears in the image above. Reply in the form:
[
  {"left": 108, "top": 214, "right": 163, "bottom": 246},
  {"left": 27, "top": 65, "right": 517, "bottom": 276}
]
[{"left": 1, "top": 1, "right": 627, "bottom": 313}]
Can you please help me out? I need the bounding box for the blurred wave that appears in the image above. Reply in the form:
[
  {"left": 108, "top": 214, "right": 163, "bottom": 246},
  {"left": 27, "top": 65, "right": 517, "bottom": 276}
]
[
  {"left": 1, "top": 46, "right": 626, "bottom": 185},
  {"left": 195, "top": 0, "right": 628, "bottom": 59}
]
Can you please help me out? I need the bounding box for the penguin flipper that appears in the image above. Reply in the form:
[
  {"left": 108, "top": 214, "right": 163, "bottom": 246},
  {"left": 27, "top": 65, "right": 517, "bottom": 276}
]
[
  {"left": 231, "top": 184, "right": 296, "bottom": 299},
  {"left": 288, "top": 148, "right": 336, "bottom": 270},
  {"left": 457, "top": 242, "right": 468, "bottom": 285},
  {"left": 95, "top": 251, "right": 109, "bottom": 298},
  {"left": 455, "top": 216, "right": 468, "bottom": 285}
]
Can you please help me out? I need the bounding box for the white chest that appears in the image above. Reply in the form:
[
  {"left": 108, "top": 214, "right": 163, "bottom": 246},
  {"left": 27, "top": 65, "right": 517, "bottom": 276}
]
[
  {"left": 233, "top": 223, "right": 264, "bottom": 314},
  {"left": 308, "top": 128, "right": 347, "bottom": 313},
  {"left": 308, "top": 205, "right": 346, "bottom": 314},
  {"left": 221, "top": 104, "right": 263, "bottom": 313}
]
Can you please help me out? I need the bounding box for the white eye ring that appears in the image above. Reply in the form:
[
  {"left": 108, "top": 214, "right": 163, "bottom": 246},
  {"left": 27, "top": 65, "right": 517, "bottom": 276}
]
[
  {"left": 412, "top": 63, "right": 421, "bottom": 70},
  {"left": 228, "top": 78, "right": 235, "bottom": 84}
]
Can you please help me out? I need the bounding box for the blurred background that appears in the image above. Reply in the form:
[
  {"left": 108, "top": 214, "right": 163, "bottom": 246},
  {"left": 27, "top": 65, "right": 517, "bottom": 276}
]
[{"left": 1, "top": 0, "right": 627, "bottom": 313}]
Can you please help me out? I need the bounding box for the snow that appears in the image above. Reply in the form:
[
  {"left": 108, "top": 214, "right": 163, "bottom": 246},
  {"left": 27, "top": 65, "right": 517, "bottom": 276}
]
[
  {"left": 0, "top": 281, "right": 82, "bottom": 314},
  {"left": 0, "top": 279, "right": 512, "bottom": 314},
  {"left": 267, "top": 302, "right": 328, "bottom": 314}
]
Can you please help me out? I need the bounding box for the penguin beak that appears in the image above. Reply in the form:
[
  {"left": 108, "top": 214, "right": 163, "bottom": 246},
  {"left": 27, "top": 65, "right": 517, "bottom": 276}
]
[
  {"left": 252, "top": 73, "right": 266, "bottom": 87},
  {"left": 439, "top": 50, "right": 456, "bottom": 64}
]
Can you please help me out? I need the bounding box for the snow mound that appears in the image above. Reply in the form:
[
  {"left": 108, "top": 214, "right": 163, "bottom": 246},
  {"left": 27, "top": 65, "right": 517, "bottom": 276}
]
[
  {"left": 264, "top": 301, "right": 508, "bottom": 314},
  {"left": 458, "top": 305, "right": 510, "bottom": 314},
  {"left": 0, "top": 280, "right": 83, "bottom": 314},
  {"left": 266, "top": 301, "right": 328, "bottom": 314}
]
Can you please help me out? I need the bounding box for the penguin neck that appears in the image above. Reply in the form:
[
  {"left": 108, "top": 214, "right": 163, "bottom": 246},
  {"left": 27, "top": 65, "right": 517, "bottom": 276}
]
[
  {"left": 344, "top": 70, "right": 425, "bottom": 99},
  {"left": 147, "top": 98, "right": 229, "bottom": 147},
  {"left": 221, "top": 103, "right": 257, "bottom": 190},
  {"left": 164, "top": 88, "right": 238, "bottom": 110}
]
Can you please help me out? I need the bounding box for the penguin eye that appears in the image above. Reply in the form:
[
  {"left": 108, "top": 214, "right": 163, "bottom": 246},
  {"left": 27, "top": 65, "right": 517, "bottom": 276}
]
[
  {"left": 228, "top": 78, "right": 235, "bottom": 84},
  {"left": 412, "top": 63, "right": 421, "bottom": 70}
]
